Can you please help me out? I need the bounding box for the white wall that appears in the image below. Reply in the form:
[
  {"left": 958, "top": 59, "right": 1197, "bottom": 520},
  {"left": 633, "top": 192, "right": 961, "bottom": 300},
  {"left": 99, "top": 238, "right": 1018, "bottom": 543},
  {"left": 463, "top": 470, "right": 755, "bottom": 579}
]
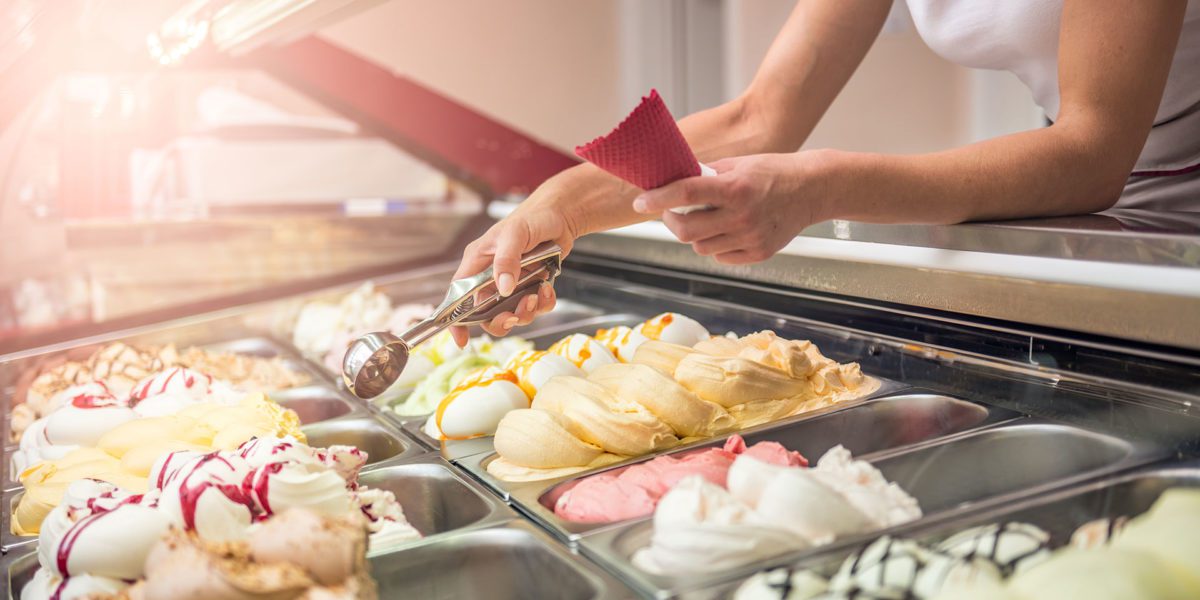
[
  {"left": 320, "top": 0, "right": 1042, "bottom": 156},
  {"left": 319, "top": 0, "right": 627, "bottom": 154}
]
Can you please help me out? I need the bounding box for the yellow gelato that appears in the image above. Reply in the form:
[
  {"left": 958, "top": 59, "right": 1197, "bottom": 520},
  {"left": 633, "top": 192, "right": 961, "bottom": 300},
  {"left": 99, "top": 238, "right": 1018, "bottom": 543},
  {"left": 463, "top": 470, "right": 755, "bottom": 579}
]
[
  {"left": 531, "top": 377, "right": 679, "bottom": 457},
  {"left": 488, "top": 327, "right": 878, "bottom": 482},
  {"left": 588, "top": 362, "right": 734, "bottom": 438},
  {"left": 492, "top": 409, "right": 613, "bottom": 470}
]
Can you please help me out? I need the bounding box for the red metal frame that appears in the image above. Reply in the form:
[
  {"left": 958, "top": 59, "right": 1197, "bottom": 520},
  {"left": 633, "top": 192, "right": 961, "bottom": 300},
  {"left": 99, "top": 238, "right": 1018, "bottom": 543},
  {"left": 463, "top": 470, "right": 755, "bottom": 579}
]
[{"left": 241, "top": 37, "right": 579, "bottom": 197}]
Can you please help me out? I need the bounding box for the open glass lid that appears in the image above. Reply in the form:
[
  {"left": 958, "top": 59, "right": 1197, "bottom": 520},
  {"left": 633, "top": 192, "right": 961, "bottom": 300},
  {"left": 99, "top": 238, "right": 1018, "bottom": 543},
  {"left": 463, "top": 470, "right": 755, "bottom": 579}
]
[{"left": 0, "top": 0, "right": 575, "bottom": 355}]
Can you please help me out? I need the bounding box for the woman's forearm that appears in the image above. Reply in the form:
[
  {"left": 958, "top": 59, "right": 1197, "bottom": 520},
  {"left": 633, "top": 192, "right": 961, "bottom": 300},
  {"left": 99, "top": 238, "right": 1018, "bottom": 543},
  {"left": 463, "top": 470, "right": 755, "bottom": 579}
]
[
  {"left": 818, "top": 0, "right": 1185, "bottom": 225},
  {"left": 546, "top": 0, "right": 893, "bottom": 238},
  {"left": 815, "top": 125, "right": 1133, "bottom": 225}
]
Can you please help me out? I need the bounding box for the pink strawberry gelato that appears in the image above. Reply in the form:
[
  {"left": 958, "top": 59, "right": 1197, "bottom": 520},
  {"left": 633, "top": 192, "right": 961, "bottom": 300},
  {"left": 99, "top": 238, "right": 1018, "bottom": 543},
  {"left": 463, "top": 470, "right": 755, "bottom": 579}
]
[{"left": 553, "top": 435, "right": 806, "bottom": 523}]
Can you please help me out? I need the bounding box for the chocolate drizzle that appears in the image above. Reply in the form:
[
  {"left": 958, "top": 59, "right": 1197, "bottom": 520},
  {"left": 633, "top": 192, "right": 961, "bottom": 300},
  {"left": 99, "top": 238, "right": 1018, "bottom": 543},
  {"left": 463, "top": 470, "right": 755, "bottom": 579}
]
[{"left": 765, "top": 567, "right": 796, "bottom": 599}]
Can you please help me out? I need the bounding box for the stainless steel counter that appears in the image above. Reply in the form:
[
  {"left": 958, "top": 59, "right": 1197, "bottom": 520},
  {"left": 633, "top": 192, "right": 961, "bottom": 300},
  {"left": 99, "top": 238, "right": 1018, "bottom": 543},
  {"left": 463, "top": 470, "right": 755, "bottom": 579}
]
[{"left": 560, "top": 208, "right": 1200, "bottom": 353}]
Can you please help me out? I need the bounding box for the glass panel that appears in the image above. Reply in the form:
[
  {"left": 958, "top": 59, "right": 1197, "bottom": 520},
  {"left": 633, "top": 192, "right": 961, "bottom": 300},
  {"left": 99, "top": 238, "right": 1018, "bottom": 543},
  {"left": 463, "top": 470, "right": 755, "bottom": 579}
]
[{"left": 0, "top": 69, "right": 482, "bottom": 351}]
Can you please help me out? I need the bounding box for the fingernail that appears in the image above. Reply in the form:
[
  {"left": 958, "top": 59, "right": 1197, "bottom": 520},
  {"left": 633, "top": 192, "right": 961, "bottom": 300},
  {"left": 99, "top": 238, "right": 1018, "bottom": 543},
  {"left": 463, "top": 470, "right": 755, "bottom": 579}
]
[
  {"left": 632, "top": 196, "right": 648, "bottom": 213},
  {"left": 502, "top": 316, "right": 519, "bottom": 330},
  {"left": 497, "top": 273, "right": 515, "bottom": 296},
  {"left": 524, "top": 295, "right": 538, "bottom": 312},
  {"left": 539, "top": 284, "right": 553, "bottom": 299}
]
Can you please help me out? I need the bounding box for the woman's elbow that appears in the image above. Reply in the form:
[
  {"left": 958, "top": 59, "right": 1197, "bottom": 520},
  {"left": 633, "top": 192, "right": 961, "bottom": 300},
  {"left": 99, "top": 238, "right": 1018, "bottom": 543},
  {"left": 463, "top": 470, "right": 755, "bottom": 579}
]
[{"left": 1076, "top": 165, "right": 1130, "bottom": 213}]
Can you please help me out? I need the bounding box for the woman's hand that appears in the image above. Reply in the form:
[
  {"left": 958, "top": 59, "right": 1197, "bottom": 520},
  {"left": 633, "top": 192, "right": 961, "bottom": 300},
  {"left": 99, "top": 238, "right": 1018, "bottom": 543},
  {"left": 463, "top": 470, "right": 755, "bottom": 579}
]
[
  {"left": 632, "top": 152, "right": 831, "bottom": 264},
  {"left": 450, "top": 160, "right": 651, "bottom": 347},
  {"left": 450, "top": 200, "right": 575, "bottom": 346}
]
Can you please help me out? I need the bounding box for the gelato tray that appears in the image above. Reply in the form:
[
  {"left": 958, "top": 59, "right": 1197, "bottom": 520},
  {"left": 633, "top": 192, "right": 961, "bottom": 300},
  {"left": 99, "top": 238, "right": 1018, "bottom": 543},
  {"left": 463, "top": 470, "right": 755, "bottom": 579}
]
[
  {"left": 575, "top": 419, "right": 1167, "bottom": 598},
  {"left": 394, "top": 312, "right": 648, "bottom": 461},
  {"left": 0, "top": 259, "right": 1195, "bottom": 598},
  {"left": 464, "top": 391, "right": 1017, "bottom": 539},
  {"left": 2, "top": 334, "right": 348, "bottom": 491},
  {"left": 356, "top": 457, "right": 517, "bottom": 555},
  {"left": 1, "top": 412, "right": 428, "bottom": 553},
  {"left": 4, "top": 518, "right": 634, "bottom": 599},
  {"left": 717, "top": 463, "right": 1200, "bottom": 600},
  {"left": 367, "top": 520, "right": 634, "bottom": 599}
]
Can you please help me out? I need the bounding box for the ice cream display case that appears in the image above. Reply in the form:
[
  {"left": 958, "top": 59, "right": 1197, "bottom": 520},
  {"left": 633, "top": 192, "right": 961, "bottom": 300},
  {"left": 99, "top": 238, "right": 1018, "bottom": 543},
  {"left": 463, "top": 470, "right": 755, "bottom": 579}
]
[
  {"left": 3, "top": 3, "right": 1200, "bottom": 599},
  {"left": 2, "top": 223, "right": 1198, "bottom": 598}
]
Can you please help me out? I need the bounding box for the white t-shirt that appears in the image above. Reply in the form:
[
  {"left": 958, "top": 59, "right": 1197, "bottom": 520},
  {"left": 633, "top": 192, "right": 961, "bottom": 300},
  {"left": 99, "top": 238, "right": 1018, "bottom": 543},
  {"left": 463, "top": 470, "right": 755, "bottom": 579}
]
[{"left": 906, "top": 0, "right": 1200, "bottom": 210}]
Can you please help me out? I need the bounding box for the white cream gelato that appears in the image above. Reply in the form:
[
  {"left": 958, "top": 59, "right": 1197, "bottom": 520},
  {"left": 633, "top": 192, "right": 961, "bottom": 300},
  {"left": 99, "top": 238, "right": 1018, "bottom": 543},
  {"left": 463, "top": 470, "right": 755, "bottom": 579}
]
[
  {"left": 633, "top": 476, "right": 798, "bottom": 574},
  {"left": 549, "top": 334, "right": 619, "bottom": 373},
  {"left": 422, "top": 367, "right": 530, "bottom": 440},
  {"left": 637, "top": 447, "right": 920, "bottom": 576},
  {"left": 504, "top": 350, "right": 585, "bottom": 398}
]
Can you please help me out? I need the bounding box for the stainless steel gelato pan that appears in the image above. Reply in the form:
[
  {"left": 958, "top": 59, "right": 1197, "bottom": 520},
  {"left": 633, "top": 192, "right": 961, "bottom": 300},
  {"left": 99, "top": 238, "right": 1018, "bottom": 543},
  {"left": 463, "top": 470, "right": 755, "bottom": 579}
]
[
  {"left": 367, "top": 520, "right": 635, "bottom": 599},
  {"left": 300, "top": 416, "right": 427, "bottom": 467},
  {"left": 576, "top": 419, "right": 1167, "bottom": 598},
  {"left": 696, "top": 463, "right": 1200, "bottom": 600},
  {"left": 357, "top": 457, "right": 516, "bottom": 554},
  {"left": 491, "top": 392, "right": 1019, "bottom": 543}
]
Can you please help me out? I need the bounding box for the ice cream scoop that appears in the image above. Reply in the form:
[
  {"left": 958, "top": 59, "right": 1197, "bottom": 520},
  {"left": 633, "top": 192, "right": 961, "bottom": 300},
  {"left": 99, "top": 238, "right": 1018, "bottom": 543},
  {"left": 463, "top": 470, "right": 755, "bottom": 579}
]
[{"left": 344, "top": 242, "right": 562, "bottom": 399}]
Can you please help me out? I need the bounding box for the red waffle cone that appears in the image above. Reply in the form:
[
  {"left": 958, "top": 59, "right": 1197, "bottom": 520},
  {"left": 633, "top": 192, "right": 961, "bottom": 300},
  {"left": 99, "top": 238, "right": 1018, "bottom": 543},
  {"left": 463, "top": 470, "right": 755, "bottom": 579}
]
[{"left": 575, "top": 90, "right": 700, "bottom": 190}]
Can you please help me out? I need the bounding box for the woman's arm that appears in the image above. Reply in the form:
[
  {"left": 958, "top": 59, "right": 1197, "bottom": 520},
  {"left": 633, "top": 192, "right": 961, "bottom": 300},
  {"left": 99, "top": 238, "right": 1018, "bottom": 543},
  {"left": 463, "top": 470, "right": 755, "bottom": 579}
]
[
  {"left": 827, "top": 0, "right": 1188, "bottom": 223},
  {"left": 453, "top": 0, "right": 892, "bottom": 339},
  {"left": 638, "top": 0, "right": 1188, "bottom": 263}
]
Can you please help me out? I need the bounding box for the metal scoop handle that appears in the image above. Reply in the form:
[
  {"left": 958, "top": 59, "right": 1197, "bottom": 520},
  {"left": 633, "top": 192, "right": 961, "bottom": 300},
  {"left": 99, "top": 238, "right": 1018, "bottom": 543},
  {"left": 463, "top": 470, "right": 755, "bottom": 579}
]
[
  {"left": 437, "top": 241, "right": 563, "bottom": 327},
  {"left": 342, "top": 242, "right": 562, "bottom": 398}
]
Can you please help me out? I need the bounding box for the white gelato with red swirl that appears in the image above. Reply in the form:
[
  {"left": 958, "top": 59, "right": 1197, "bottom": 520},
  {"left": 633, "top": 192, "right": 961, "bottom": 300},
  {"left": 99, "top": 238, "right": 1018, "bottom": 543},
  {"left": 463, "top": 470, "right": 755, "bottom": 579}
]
[
  {"left": 24, "top": 436, "right": 417, "bottom": 598},
  {"left": 130, "top": 367, "right": 242, "bottom": 417},
  {"left": 14, "top": 383, "right": 137, "bottom": 472}
]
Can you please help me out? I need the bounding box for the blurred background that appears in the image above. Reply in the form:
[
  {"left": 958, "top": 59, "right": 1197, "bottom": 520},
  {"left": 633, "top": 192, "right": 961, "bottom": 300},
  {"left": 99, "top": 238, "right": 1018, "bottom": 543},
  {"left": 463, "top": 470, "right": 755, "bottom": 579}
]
[{"left": 0, "top": 0, "right": 1044, "bottom": 352}]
